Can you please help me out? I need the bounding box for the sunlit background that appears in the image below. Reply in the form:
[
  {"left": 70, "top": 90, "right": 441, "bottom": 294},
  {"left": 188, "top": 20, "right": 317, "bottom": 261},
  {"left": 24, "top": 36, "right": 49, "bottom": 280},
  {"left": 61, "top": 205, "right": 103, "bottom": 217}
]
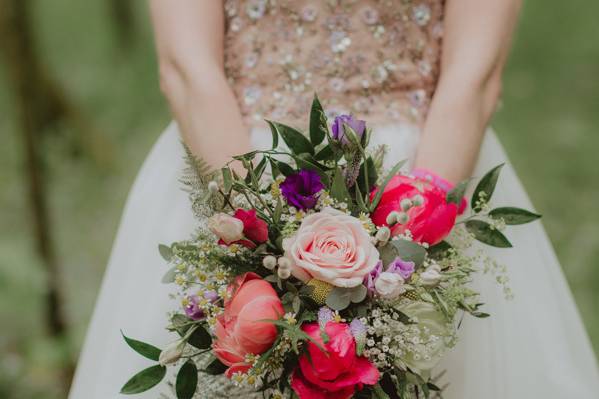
[{"left": 0, "top": 0, "right": 597, "bottom": 397}]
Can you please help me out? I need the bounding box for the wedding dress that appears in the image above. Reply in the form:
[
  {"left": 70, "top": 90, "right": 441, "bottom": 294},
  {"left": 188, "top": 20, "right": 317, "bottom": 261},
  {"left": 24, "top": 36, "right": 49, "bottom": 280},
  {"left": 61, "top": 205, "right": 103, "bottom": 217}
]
[{"left": 69, "top": 1, "right": 599, "bottom": 397}]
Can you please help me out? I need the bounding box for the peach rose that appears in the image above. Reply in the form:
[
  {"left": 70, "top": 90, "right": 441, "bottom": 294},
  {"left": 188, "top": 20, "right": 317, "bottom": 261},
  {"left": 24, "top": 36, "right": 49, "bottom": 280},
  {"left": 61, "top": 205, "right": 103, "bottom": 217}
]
[
  {"left": 283, "top": 207, "right": 379, "bottom": 288},
  {"left": 213, "top": 273, "right": 283, "bottom": 377}
]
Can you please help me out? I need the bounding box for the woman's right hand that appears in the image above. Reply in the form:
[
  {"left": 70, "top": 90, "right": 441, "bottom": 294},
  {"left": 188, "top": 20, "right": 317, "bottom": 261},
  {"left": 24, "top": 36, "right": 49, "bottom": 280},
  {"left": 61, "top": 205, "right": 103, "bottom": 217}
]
[{"left": 149, "top": 0, "right": 251, "bottom": 171}]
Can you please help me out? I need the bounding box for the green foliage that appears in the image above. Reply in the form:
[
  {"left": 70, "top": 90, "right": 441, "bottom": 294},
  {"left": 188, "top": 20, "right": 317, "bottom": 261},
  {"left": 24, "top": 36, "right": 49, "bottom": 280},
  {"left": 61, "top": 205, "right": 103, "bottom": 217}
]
[
  {"left": 379, "top": 239, "right": 427, "bottom": 268},
  {"left": 175, "top": 361, "right": 198, "bottom": 399},
  {"left": 489, "top": 207, "right": 542, "bottom": 225},
  {"left": 121, "top": 332, "right": 161, "bottom": 361},
  {"left": 120, "top": 365, "right": 166, "bottom": 395},
  {"left": 309, "top": 94, "right": 328, "bottom": 146},
  {"left": 471, "top": 164, "right": 504, "bottom": 211},
  {"left": 465, "top": 220, "right": 513, "bottom": 248}
]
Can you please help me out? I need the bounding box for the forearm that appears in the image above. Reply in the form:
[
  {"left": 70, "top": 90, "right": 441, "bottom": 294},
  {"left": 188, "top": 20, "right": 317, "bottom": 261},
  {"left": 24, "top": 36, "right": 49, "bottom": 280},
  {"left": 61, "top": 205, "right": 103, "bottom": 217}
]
[
  {"left": 413, "top": 0, "right": 521, "bottom": 184},
  {"left": 413, "top": 72, "right": 501, "bottom": 183},
  {"left": 160, "top": 63, "right": 250, "bottom": 169}
]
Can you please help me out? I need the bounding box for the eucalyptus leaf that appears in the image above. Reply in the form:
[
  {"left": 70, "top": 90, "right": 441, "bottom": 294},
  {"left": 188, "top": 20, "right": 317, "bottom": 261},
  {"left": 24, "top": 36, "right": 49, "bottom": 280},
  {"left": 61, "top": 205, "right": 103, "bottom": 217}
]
[
  {"left": 161, "top": 266, "right": 178, "bottom": 284},
  {"left": 380, "top": 239, "right": 427, "bottom": 267},
  {"left": 158, "top": 244, "right": 172, "bottom": 261},
  {"left": 326, "top": 287, "right": 352, "bottom": 311},
  {"left": 121, "top": 332, "right": 161, "bottom": 361},
  {"left": 176, "top": 360, "right": 198, "bottom": 399},
  {"left": 120, "top": 365, "right": 166, "bottom": 395},
  {"left": 488, "top": 207, "right": 541, "bottom": 225},
  {"left": 268, "top": 120, "right": 314, "bottom": 155},
  {"left": 471, "top": 164, "right": 504, "bottom": 211},
  {"left": 309, "top": 94, "right": 327, "bottom": 146},
  {"left": 465, "top": 220, "right": 512, "bottom": 248},
  {"left": 350, "top": 284, "right": 368, "bottom": 303}
]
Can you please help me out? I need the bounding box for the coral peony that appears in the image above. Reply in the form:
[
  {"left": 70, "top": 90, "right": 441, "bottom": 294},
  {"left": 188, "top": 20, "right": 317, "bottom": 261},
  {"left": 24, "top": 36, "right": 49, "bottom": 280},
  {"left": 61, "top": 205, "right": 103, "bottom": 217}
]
[
  {"left": 370, "top": 175, "right": 458, "bottom": 245},
  {"left": 282, "top": 207, "right": 379, "bottom": 288},
  {"left": 213, "top": 273, "right": 283, "bottom": 377},
  {"left": 291, "top": 322, "right": 380, "bottom": 399}
]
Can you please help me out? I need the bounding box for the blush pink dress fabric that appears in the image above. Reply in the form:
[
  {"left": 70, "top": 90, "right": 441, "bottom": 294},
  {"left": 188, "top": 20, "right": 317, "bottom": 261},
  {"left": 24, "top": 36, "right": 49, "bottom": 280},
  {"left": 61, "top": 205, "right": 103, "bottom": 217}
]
[{"left": 69, "top": 1, "right": 599, "bottom": 398}]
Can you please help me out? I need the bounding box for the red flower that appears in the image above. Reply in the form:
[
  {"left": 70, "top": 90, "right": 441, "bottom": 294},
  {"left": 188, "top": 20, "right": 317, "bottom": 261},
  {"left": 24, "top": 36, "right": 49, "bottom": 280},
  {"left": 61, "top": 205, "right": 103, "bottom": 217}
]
[
  {"left": 291, "top": 322, "right": 380, "bottom": 399},
  {"left": 370, "top": 175, "right": 458, "bottom": 245}
]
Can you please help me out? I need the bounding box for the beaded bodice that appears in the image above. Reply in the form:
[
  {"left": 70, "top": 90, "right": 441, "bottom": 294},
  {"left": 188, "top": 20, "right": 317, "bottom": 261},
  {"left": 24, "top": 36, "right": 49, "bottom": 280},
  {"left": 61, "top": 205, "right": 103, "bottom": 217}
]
[{"left": 224, "top": 0, "right": 445, "bottom": 129}]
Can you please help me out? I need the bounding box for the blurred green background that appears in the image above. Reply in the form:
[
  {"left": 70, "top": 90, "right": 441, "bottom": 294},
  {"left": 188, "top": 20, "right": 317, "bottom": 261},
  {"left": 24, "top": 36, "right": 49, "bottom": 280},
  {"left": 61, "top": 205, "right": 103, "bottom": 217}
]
[{"left": 0, "top": 0, "right": 597, "bottom": 398}]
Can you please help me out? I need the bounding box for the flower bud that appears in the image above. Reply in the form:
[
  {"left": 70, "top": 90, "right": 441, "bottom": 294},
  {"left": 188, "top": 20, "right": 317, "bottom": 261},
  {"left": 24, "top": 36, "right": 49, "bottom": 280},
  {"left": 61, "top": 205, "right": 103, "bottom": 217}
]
[
  {"left": 208, "top": 181, "right": 219, "bottom": 194},
  {"left": 278, "top": 257, "right": 292, "bottom": 270},
  {"left": 400, "top": 198, "right": 413, "bottom": 211},
  {"left": 208, "top": 213, "right": 244, "bottom": 244},
  {"left": 412, "top": 194, "right": 424, "bottom": 206},
  {"left": 397, "top": 211, "right": 410, "bottom": 225},
  {"left": 375, "top": 226, "right": 391, "bottom": 243},
  {"left": 158, "top": 340, "right": 185, "bottom": 366},
  {"left": 277, "top": 267, "right": 291, "bottom": 279},
  {"left": 420, "top": 267, "right": 442, "bottom": 287},
  {"left": 385, "top": 211, "right": 399, "bottom": 225},
  {"left": 262, "top": 255, "right": 277, "bottom": 270}
]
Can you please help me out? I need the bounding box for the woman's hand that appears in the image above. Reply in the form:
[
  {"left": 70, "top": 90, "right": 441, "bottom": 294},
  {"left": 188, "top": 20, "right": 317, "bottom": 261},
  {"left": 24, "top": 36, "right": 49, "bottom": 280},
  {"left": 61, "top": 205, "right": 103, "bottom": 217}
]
[
  {"left": 149, "top": 0, "right": 251, "bottom": 170},
  {"left": 413, "top": 0, "right": 523, "bottom": 184}
]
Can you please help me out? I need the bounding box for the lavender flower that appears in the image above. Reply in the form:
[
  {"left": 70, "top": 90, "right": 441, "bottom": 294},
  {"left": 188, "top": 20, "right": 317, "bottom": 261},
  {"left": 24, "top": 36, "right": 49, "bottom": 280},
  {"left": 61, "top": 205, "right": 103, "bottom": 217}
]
[
  {"left": 331, "top": 114, "right": 366, "bottom": 145},
  {"left": 387, "top": 257, "right": 415, "bottom": 280},
  {"left": 364, "top": 260, "right": 383, "bottom": 295},
  {"left": 318, "top": 306, "right": 335, "bottom": 328},
  {"left": 280, "top": 169, "right": 324, "bottom": 210}
]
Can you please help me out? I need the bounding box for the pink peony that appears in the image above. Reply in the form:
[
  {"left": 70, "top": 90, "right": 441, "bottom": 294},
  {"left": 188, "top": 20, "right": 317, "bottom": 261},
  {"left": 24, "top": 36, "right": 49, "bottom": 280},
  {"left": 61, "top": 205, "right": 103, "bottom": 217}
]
[
  {"left": 291, "top": 322, "right": 380, "bottom": 399},
  {"left": 282, "top": 207, "right": 380, "bottom": 288},
  {"left": 370, "top": 175, "right": 458, "bottom": 245},
  {"left": 213, "top": 273, "right": 283, "bottom": 378}
]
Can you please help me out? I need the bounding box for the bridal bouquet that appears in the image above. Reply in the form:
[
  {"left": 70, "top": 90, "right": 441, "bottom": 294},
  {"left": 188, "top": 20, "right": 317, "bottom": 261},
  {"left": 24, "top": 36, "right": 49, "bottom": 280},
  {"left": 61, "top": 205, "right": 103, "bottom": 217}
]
[{"left": 121, "top": 96, "right": 540, "bottom": 398}]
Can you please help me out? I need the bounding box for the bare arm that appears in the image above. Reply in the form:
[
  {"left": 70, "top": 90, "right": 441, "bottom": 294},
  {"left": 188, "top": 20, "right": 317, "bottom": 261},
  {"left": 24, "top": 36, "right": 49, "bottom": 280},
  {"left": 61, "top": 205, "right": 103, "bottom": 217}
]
[
  {"left": 149, "top": 0, "right": 250, "bottom": 169},
  {"left": 413, "top": 0, "right": 522, "bottom": 183}
]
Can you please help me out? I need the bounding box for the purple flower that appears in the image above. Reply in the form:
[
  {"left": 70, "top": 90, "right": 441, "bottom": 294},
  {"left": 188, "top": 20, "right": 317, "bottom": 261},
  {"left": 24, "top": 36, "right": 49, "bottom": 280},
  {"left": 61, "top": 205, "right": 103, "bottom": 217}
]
[
  {"left": 280, "top": 169, "right": 324, "bottom": 210},
  {"left": 184, "top": 290, "right": 218, "bottom": 320},
  {"left": 349, "top": 319, "right": 367, "bottom": 340},
  {"left": 387, "top": 257, "right": 415, "bottom": 280},
  {"left": 364, "top": 260, "right": 383, "bottom": 295},
  {"left": 331, "top": 114, "right": 366, "bottom": 145},
  {"left": 318, "top": 306, "right": 335, "bottom": 328}
]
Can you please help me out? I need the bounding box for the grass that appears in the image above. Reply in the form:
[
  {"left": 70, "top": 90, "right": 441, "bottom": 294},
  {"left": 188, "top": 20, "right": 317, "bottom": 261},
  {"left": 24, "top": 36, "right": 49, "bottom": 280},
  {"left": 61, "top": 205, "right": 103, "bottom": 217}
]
[{"left": 0, "top": 0, "right": 597, "bottom": 397}]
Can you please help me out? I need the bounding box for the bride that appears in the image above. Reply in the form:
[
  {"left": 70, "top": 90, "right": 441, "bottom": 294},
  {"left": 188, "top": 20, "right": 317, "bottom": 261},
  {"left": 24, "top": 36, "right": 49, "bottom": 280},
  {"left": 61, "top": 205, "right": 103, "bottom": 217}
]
[{"left": 69, "top": 0, "right": 599, "bottom": 397}]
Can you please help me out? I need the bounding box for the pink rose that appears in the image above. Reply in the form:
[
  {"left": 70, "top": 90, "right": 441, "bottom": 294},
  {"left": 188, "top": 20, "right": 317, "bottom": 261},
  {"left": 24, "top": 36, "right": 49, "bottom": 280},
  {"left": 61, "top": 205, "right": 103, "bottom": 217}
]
[
  {"left": 370, "top": 175, "right": 458, "bottom": 245},
  {"left": 283, "top": 207, "right": 379, "bottom": 288},
  {"left": 233, "top": 209, "right": 269, "bottom": 244},
  {"left": 291, "top": 322, "right": 380, "bottom": 399},
  {"left": 213, "top": 273, "right": 283, "bottom": 377}
]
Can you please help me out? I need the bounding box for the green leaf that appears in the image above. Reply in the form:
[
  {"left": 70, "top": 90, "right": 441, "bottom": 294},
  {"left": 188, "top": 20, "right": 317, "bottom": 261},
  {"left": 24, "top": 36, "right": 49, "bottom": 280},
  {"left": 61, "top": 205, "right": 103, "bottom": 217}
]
[
  {"left": 349, "top": 284, "right": 368, "bottom": 303},
  {"left": 203, "top": 357, "right": 228, "bottom": 375},
  {"left": 427, "top": 241, "right": 453, "bottom": 260},
  {"left": 254, "top": 156, "right": 268, "bottom": 181},
  {"left": 330, "top": 168, "right": 351, "bottom": 205},
  {"left": 273, "top": 159, "right": 295, "bottom": 176},
  {"left": 120, "top": 365, "right": 166, "bottom": 394},
  {"left": 369, "top": 160, "right": 406, "bottom": 212},
  {"left": 176, "top": 361, "right": 198, "bottom": 399},
  {"left": 187, "top": 325, "right": 212, "bottom": 349},
  {"left": 373, "top": 383, "right": 391, "bottom": 399},
  {"left": 471, "top": 164, "right": 504, "bottom": 211},
  {"left": 309, "top": 94, "right": 327, "bottom": 146},
  {"left": 446, "top": 179, "right": 469, "bottom": 205},
  {"left": 379, "top": 239, "right": 427, "bottom": 267},
  {"left": 266, "top": 120, "right": 279, "bottom": 149},
  {"left": 488, "top": 207, "right": 541, "bottom": 225},
  {"left": 314, "top": 145, "right": 334, "bottom": 161},
  {"left": 221, "top": 167, "right": 232, "bottom": 193},
  {"left": 158, "top": 244, "right": 172, "bottom": 261},
  {"left": 121, "top": 332, "right": 162, "bottom": 361},
  {"left": 357, "top": 157, "right": 378, "bottom": 197},
  {"left": 161, "top": 266, "right": 178, "bottom": 284},
  {"left": 465, "top": 220, "right": 512, "bottom": 248},
  {"left": 268, "top": 120, "right": 314, "bottom": 155},
  {"left": 326, "top": 287, "right": 352, "bottom": 311}
]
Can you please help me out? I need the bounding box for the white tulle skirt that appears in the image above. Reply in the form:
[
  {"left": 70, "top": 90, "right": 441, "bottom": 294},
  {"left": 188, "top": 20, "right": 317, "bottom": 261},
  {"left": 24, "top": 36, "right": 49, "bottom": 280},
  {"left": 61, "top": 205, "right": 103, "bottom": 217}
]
[{"left": 68, "top": 122, "right": 599, "bottom": 398}]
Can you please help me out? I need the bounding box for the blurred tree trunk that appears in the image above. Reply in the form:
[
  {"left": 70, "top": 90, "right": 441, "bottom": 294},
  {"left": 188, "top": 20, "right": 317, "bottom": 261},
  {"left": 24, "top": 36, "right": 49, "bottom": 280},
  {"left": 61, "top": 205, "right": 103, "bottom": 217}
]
[
  {"left": 0, "top": 0, "right": 75, "bottom": 393},
  {"left": 109, "top": 0, "right": 135, "bottom": 47}
]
